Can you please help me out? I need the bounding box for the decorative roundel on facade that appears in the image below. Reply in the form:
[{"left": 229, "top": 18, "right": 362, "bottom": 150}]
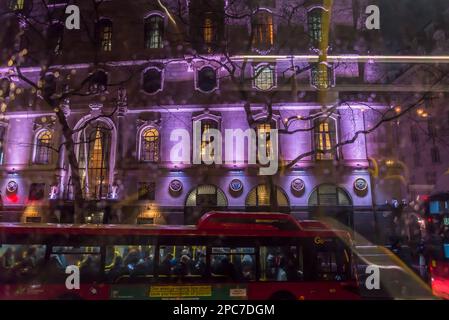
[
  {"left": 169, "top": 179, "right": 183, "bottom": 193},
  {"left": 229, "top": 179, "right": 243, "bottom": 193},
  {"left": 6, "top": 180, "right": 18, "bottom": 193},
  {"left": 291, "top": 178, "right": 305, "bottom": 193},
  {"left": 354, "top": 178, "right": 368, "bottom": 192}
]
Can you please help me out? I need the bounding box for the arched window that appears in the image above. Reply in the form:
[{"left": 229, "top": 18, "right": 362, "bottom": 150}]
[
  {"left": 308, "top": 8, "right": 324, "bottom": 47},
  {"left": 245, "top": 184, "right": 289, "bottom": 207},
  {"left": 0, "top": 78, "right": 11, "bottom": 99},
  {"left": 142, "top": 67, "right": 163, "bottom": 94},
  {"left": 314, "top": 117, "right": 337, "bottom": 160},
  {"left": 47, "top": 22, "right": 64, "bottom": 55},
  {"left": 97, "top": 18, "right": 113, "bottom": 52},
  {"left": 254, "top": 64, "right": 275, "bottom": 91},
  {"left": 186, "top": 184, "right": 228, "bottom": 207},
  {"left": 140, "top": 128, "right": 160, "bottom": 162},
  {"left": 308, "top": 184, "right": 352, "bottom": 206},
  {"left": 144, "top": 14, "right": 164, "bottom": 49},
  {"left": 197, "top": 66, "right": 218, "bottom": 93},
  {"left": 78, "top": 123, "right": 112, "bottom": 199},
  {"left": 88, "top": 70, "right": 108, "bottom": 94},
  {"left": 34, "top": 130, "right": 52, "bottom": 164},
  {"left": 252, "top": 10, "right": 274, "bottom": 52}
]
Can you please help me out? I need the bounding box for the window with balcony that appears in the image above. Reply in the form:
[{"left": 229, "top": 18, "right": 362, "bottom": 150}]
[
  {"left": 308, "top": 8, "right": 324, "bottom": 47},
  {"left": 142, "top": 67, "right": 163, "bottom": 94},
  {"left": 34, "top": 130, "right": 52, "bottom": 164},
  {"left": 314, "top": 117, "right": 337, "bottom": 160},
  {"left": 252, "top": 10, "right": 274, "bottom": 52},
  {"left": 97, "top": 18, "right": 113, "bottom": 52},
  {"left": 144, "top": 14, "right": 164, "bottom": 49},
  {"left": 78, "top": 123, "right": 111, "bottom": 199},
  {"left": 254, "top": 64, "right": 275, "bottom": 91},
  {"left": 140, "top": 128, "right": 160, "bottom": 162}
]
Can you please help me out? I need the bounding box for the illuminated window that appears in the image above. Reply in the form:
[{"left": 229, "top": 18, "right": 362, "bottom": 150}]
[
  {"left": 254, "top": 65, "right": 275, "bottom": 91},
  {"left": 203, "top": 13, "right": 217, "bottom": 52},
  {"left": 98, "top": 19, "right": 113, "bottom": 52},
  {"left": 0, "top": 78, "right": 10, "bottom": 99},
  {"left": 142, "top": 68, "right": 163, "bottom": 94},
  {"left": 47, "top": 23, "right": 64, "bottom": 55},
  {"left": 257, "top": 123, "right": 273, "bottom": 159},
  {"left": 34, "top": 130, "right": 52, "bottom": 164},
  {"left": 0, "top": 126, "right": 7, "bottom": 165},
  {"left": 314, "top": 118, "right": 337, "bottom": 160},
  {"left": 245, "top": 184, "right": 289, "bottom": 207},
  {"left": 9, "top": 0, "right": 24, "bottom": 10},
  {"left": 79, "top": 123, "right": 111, "bottom": 199},
  {"left": 140, "top": 128, "right": 159, "bottom": 162},
  {"left": 252, "top": 10, "right": 274, "bottom": 52},
  {"left": 308, "top": 184, "right": 352, "bottom": 206},
  {"left": 201, "top": 120, "right": 218, "bottom": 162},
  {"left": 144, "top": 15, "right": 164, "bottom": 49},
  {"left": 308, "top": 8, "right": 323, "bottom": 47},
  {"left": 197, "top": 66, "right": 217, "bottom": 93},
  {"left": 311, "top": 63, "right": 334, "bottom": 90}
]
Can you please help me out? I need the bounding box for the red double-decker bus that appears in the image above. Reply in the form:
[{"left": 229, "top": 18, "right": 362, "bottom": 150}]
[{"left": 0, "top": 212, "right": 360, "bottom": 300}]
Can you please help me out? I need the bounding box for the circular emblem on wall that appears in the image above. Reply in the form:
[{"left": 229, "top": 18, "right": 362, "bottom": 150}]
[
  {"left": 354, "top": 178, "right": 368, "bottom": 192},
  {"left": 6, "top": 180, "right": 18, "bottom": 193},
  {"left": 169, "top": 179, "right": 183, "bottom": 193},
  {"left": 291, "top": 178, "right": 305, "bottom": 193},
  {"left": 229, "top": 179, "right": 243, "bottom": 193}
]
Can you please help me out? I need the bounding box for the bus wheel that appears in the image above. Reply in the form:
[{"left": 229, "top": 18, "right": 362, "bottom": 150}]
[
  {"left": 269, "top": 291, "right": 296, "bottom": 300},
  {"left": 57, "top": 293, "right": 83, "bottom": 300}
]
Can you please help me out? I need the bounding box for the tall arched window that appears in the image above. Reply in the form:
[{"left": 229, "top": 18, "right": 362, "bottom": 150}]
[
  {"left": 97, "top": 18, "right": 113, "bottom": 52},
  {"left": 308, "top": 184, "right": 352, "bottom": 206},
  {"left": 34, "top": 130, "right": 52, "bottom": 164},
  {"left": 308, "top": 8, "right": 324, "bottom": 47},
  {"left": 140, "top": 128, "right": 160, "bottom": 162},
  {"left": 314, "top": 117, "right": 337, "bottom": 160},
  {"left": 200, "top": 119, "right": 219, "bottom": 162},
  {"left": 78, "top": 123, "right": 111, "bottom": 199},
  {"left": 144, "top": 14, "right": 164, "bottom": 49},
  {"left": 252, "top": 10, "right": 274, "bottom": 52}
]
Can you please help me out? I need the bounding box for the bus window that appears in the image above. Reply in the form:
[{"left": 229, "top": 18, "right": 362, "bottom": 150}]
[
  {"left": 0, "top": 244, "right": 46, "bottom": 283},
  {"left": 105, "top": 245, "right": 155, "bottom": 283},
  {"left": 211, "top": 247, "right": 256, "bottom": 281},
  {"left": 259, "top": 246, "right": 303, "bottom": 281},
  {"left": 315, "top": 239, "right": 350, "bottom": 281},
  {"left": 46, "top": 246, "right": 101, "bottom": 282},
  {"left": 158, "top": 245, "right": 206, "bottom": 279}
]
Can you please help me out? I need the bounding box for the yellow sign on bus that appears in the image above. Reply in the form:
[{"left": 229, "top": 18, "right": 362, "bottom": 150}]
[{"left": 149, "top": 285, "right": 212, "bottom": 298}]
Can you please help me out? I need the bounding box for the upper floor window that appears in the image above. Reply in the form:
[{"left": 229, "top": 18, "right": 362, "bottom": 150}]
[
  {"left": 0, "top": 126, "right": 6, "bottom": 165},
  {"left": 431, "top": 146, "right": 441, "bottom": 164},
  {"left": 257, "top": 123, "right": 274, "bottom": 160},
  {"left": 97, "top": 18, "right": 113, "bottom": 52},
  {"left": 308, "top": 8, "right": 324, "bottom": 47},
  {"left": 254, "top": 64, "right": 275, "bottom": 91},
  {"left": 0, "top": 78, "right": 11, "bottom": 99},
  {"left": 47, "top": 22, "right": 64, "bottom": 55},
  {"left": 144, "top": 14, "right": 164, "bottom": 49},
  {"left": 140, "top": 128, "right": 160, "bottom": 162},
  {"left": 88, "top": 70, "right": 108, "bottom": 94},
  {"left": 9, "top": 0, "right": 24, "bottom": 11},
  {"left": 203, "top": 12, "right": 218, "bottom": 52},
  {"left": 142, "top": 67, "right": 163, "bottom": 94},
  {"left": 197, "top": 66, "right": 218, "bottom": 93},
  {"left": 311, "top": 63, "right": 334, "bottom": 90},
  {"left": 252, "top": 10, "right": 274, "bottom": 52},
  {"left": 201, "top": 120, "right": 219, "bottom": 162},
  {"left": 314, "top": 117, "right": 337, "bottom": 161},
  {"left": 34, "top": 130, "right": 52, "bottom": 164}
]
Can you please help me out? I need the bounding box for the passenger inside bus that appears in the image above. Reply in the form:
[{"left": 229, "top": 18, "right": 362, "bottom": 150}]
[{"left": 0, "top": 245, "right": 46, "bottom": 282}]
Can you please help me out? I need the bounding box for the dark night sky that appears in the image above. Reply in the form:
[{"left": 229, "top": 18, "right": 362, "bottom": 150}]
[{"left": 378, "top": 0, "right": 449, "bottom": 52}]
